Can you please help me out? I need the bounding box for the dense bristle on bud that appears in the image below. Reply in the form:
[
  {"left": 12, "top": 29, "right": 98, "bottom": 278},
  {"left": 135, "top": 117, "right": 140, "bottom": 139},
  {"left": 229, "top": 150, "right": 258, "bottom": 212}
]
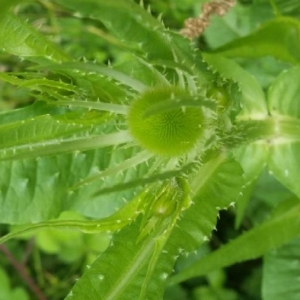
[{"left": 127, "top": 87, "right": 205, "bottom": 157}]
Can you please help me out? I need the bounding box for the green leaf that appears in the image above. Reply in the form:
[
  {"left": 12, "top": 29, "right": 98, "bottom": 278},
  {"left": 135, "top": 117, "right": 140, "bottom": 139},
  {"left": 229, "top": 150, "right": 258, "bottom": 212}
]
[
  {"left": 0, "top": 195, "right": 142, "bottom": 245},
  {"left": 0, "top": 133, "right": 155, "bottom": 223},
  {"left": 237, "top": 56, "right": 292, "bottom": 90},
  {"left": 234, "top": 180, "right": 257, "bottom": 229},
  {"left": 0, "top": 0, "right": 24, "bottom": 19},
  {"left": 37, "top": 61, "right": 148, "bottom": 93},
  {"left": 65, "top": 220, "right": 161, "bottom": 300},
  {"left": 192, "top": 283, "right": 238, "bottom": 300},
  {"left": 0, "top": 106, "right": 133, "bottom": 161},
  {"left": 168, "top": 202, "right": 300, "bottom": 284},
  {"left": 0, "top": 267, "right": 29, "bottom": 300},
  {"left": 267, "top": 67, "right": 300, "bottom": 198},
  {"left": 232, "top": 66, "right": 300, "bottom": 223},
  {"left": 52, "top": 0, "right": 170, "bottom": 61},
  {"left": 0, "top": 114, "right": 92, "bottom": 153},
  {"left": 268, "top": 143, "right": 300, "bottom": 198},
  {"left": 204, "top": 1, "right": 269, "bottom": 49},
  {"left": 268, "top": 66, "right": 300, "bottom": 118},
  {"left": 55, "top": 0, "right": 166, "bottom": 55},
  {"left": 234, "top": 143, "right": 268, "bottom": 184},
  {"left": 0, "top": 101, "right": 60, "bottom": 125},
  {"left": 0, "top": 72, "right": 77, "bottom": 93},
  {"left": 0, "top": 65, "right": 131, "bottom": 113},
  {"left": 0, "top": 268, "right": 10, "bottom": 297},
  {"left": 233, "top": 142, "right": 268, "bottom": 227},
  {"left": 0, "top": 13, "right": 70, "bottom": 62},
  {"left": 262, "top": 237, "right": 300, "bottom": 300},
  {"left": 275, "top": 0, "right": 300, "bottom": 16},
  {"left": 167, "top": 156, "right": 244, "bottom": 254},
  {"left": 212, "top": 17, "right": 300, "bottom": 65},
  {"left": 114, "top": 55, "right": 171, "bottom": 87}
]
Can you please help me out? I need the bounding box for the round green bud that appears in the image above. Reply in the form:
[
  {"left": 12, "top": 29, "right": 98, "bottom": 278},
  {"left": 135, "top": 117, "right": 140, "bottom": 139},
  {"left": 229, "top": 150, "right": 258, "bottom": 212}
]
[
  {"left": 206, "top": 86, "right": 230, "bottom": 112},
  {"left": 127, "top": 87, "right": 205, "bottom": 156},
  {"left": 151, "top": 191, "right": 177, "bottom": 217},
  {"left": 150, "top": 178, "right": 189, "bottom": 217}
]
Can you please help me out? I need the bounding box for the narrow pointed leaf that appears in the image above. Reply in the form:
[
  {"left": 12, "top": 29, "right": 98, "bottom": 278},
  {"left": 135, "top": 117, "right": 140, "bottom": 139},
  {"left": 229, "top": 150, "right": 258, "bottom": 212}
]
[
  {"left": 262, "top": 237, "right": 300, "bottom": 300},
  {"left": 0, "top": 13, "right": 70, "bottom": 62},
  {"left": 169, "top": 203, "right": 300, "bottom": 284},
  {"left": 65, "top": 220, "right": 161, "bottom": 300}
]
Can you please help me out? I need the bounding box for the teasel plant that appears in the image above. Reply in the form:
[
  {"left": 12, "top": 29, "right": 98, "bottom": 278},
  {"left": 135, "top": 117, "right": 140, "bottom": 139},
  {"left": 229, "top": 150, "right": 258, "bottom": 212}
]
[{"left": 0, "top": 0, "right": 300, "bottom": 299}]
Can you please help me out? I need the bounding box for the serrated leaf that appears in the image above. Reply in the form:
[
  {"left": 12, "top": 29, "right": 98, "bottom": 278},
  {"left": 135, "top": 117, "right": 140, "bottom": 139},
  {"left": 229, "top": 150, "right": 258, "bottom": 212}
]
[
  {"left": 65, "top": 220, "right": 159, "bottom": 300},
  {"left": 65, "top": 177, "right": 191, "bottom": 300},
  {"left": 0, "top": 101, "right": 60, "bottom": 125},
  {"left": 124, "top": 156, "right": 243, "bottom": 298},
  {"left": 53, "top": 0, "right": 171, "bottom": 62},
  {"left": 53, "top": 0, "right": 210, "bottom": 78},
  {"left": 114, "top": 55, "right": 170, "bottom": 87},
  {"left": 0, "top": 67, "right": 130, "bottom": 114},
  {"left": 262, "top": 237, "right": 300, "bottom": 300},
  {"left": 60, "top": 155, "right": 244, "bottom": 299},
  {"left": 0, "top": 108, "right": 132, "bottom": 161},
  {"left": 167, "top": 156, "right": 243, "bottom": 253},
  {"left": 0, "top": 72, "right": 79, "bottom": 96},
  {"left": 0, "top": 114, "right": 90, "bottom": 151},
  {"left": 169, "top": 202, "right": 300, "bottom": 284},
  {"left": 38, "top": 61, "right": 148, "bottom": 93},
  {"left": 0, "top": 13, "right": 70, "bottom": 62}
]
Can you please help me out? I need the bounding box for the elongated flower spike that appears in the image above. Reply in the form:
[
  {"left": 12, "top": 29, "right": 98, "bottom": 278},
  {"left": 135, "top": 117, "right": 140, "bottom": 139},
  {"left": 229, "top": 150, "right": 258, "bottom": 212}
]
[{"left": 180, "top": 0, "right": 237, "bottom": 39}]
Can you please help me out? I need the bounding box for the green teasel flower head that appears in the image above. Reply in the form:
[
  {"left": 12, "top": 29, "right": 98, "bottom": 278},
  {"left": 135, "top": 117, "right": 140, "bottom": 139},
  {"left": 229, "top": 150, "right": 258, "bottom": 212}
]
[{"left": 127, "top": 86, "right": 215, "bottom": 157}]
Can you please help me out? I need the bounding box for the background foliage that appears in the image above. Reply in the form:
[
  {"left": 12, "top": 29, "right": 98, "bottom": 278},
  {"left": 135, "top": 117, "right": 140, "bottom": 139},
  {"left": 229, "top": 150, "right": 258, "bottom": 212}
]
[{"left": 0, "top": 0, "right": 299, "bottom": 299}]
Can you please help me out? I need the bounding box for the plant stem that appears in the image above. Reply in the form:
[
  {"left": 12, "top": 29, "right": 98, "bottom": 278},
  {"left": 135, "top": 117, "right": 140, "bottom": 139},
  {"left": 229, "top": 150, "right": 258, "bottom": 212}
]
[
  {"left": 0, "top": 242, "right": 47, "bottom": 300},
  {"left": 21, "top": 238, "right": 35, "bottom": 265},
  {"left": 237, "top": 117, "right": 300, "bottom": 144}
]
